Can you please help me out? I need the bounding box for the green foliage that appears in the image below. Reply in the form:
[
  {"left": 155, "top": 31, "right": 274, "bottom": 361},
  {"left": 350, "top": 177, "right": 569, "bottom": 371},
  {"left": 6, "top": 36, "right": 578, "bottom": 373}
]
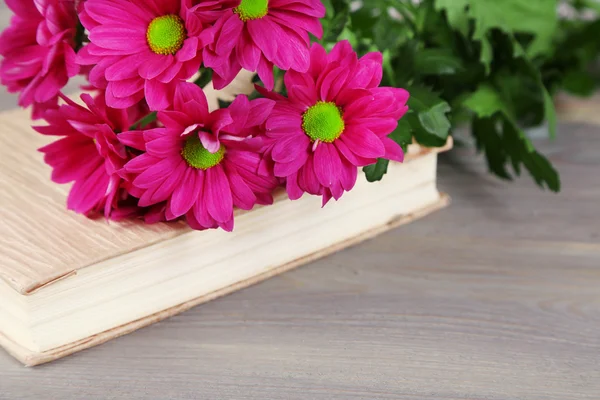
[
  {"left": 130, "top": 112, "right": 157, "bottom": 130},
  {"left": 390, "top": 119, "right": 414, "bottom": 153},
  {"left": 320, "top": 0, "right": 600, "bottom": 192},
  {"left": 464, "top": 84, "right": 560, "bottom": 191},
  {"left": 435, "top": 0, "right": 557, "bottom": 63},
  {"left": 414, "top": 49, "right": 465, "bottom": 75},
  {"left": 407, "top": 85, "right": 452, "bottom": 146},
  {"left": 320, "top": 0, "right": 351, "bottom": 44},
  {"left": 194, "top": 68, "right": 213, "bottom": 88},
  {"left": 364, "top": 159, "right": 390, "bottom": 182}
]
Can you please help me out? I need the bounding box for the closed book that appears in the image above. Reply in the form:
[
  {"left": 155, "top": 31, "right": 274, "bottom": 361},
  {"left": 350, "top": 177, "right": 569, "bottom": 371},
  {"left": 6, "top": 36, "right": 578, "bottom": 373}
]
[{"left": 0, "top": 77, "right": 451, "bottom": 366}]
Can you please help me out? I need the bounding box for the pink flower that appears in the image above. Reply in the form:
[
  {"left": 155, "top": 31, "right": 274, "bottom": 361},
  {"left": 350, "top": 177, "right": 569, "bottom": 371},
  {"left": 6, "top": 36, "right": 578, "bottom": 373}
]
[
  {"left": 0, "top": 0, "right": 79, "bottom": 118},
  {"left": 110, "top": 200, "right": 169, "bottom": 224},
  {"left": 200, "top": 0, "right": 325, "bottom": 90},
  {"left": 121, "top": 82, "right": 279, "bottom": 231},
  {"left": 36, "top": 92, "right": 150, "bottom": 218},
  {"left": 262, "top": 41, "right": 409, "bottom": 204},
  {"left": 77, "top": 0, "right": 213, "bottom": 111}
]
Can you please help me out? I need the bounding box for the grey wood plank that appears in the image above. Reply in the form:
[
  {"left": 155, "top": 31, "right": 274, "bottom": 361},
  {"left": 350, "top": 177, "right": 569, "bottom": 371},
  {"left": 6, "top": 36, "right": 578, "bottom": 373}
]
[{"left": 0, "top": 122, "right": 599, "bottom": 399}]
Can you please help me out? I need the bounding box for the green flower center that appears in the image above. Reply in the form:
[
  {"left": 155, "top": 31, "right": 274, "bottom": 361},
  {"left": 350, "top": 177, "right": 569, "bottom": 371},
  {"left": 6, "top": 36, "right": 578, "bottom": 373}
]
[
  {"left": 235, "top": 0, "right": 269, "bottom": 21},
  {"left": 302, "top": 102, "right": 345, "bottom": 143},
  {"left": 181, "top": 135, "right": 225, "bottom": 170},
  {"left": 147, "top": 15, "right": 186, "bottom": 55}
]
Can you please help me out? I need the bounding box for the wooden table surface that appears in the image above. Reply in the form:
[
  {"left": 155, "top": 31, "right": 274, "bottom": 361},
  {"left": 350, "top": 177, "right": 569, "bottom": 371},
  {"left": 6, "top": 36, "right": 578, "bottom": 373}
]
[{"left": 0, "top": 120, "right": 598, "bottom": 399}]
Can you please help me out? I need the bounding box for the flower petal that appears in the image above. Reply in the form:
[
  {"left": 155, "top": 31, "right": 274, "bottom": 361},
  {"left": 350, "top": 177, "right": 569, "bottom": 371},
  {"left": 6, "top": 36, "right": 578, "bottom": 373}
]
[
  {"left": 205, "top": 165, "right": 233, "bottom": 223},
  {"left": 168, "top": 167, "right": 200, "bottom": 218},
  {"left": 145, "top": 79, "right": 173, "bottom": 111},
  {"left": 340, "top": 127, "right": 385, "bottom": 159},
  {"left": 381, "top": 137, "right": 405, "bottom": 163},
  {"left": 313, "top": 143, "right": 341, "bottom": 187},
  {"left": 225, "top": 163, "right": 257, "bottom": 210}
]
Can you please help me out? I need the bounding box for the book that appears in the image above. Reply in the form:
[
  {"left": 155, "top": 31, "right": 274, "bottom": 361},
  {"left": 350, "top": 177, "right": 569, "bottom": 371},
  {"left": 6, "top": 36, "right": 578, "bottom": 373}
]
[{"left": 0, "top": 77, "right": 452, "bottom": 366}]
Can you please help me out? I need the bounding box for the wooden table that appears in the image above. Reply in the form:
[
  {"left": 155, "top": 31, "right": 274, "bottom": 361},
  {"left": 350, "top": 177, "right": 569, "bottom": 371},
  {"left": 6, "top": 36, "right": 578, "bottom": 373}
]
[{"left": 1, "top": 120, "right": 598, "bottom": 399}]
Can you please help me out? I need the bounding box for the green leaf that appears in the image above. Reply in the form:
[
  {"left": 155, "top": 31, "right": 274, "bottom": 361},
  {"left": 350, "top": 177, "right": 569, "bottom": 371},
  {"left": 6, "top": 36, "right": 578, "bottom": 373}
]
[
  {"left": 414, "top": 49, "right": 465, "bottom": 76},
  {"left": 382, "top": 49, "right": 397, "bottom": 87},
  {"left": 434, "top": 0, "right": 558, "bottom": 69},
  {"left": 418, "top": 102, "right": 452, "bottom": 139},
  {"left": 541, "top": 86, "right": 557, "bottom": 140},
  {"left": 349, "top": 6, "right": 377, "bottom": 36},
  {"left": 479, "top": 36, "right": 493, "bottom": 73},
  {"left": 502, "top": 119, "right": 560, "bottom": 191},
  {"left": 74, "top": 20, "right": 86, "bottom": 52},
  {"left": 511, "top": 39, "right": 557, "bottom": 138},
  {"left": 129, "top": 112, "right": 157, "bottom": 130},
  {"left": 578, "top": 0, "right": 600, "bottom": 12},
  {"left": 463, "top": 83, "right": 559, "bottom": 191},
  {"left": 338, "top": 27, "right": 358, "bottom": 48},
  {"left": 389, "top": 118, "right": 413, "bottom": 152},
  {"left": 523, "top": 151, "right": 561, "bottom": 192},
  {"left": 434, "top": 0, "right": 470, "bottom": 35},
  {"left": 562, "top": 70, "right": 598, "bottom": 97},
  {"left": 321, "top": 0, "right": 350, "bottom": 43},
  {"left": 371, "top": 0, "right": 418, "bottom": 31},
  {"left": 218, "top": 99, "right": 232, "bottom": 109},
  {"left": 392, "top": 40, "right": 418, "bottom": 86},
  {"left": 321, "top": 0, "right": 334, "bottom": 18},
  {"left": 194, "top": 69, "right": 213, "bottom": 88},
  {"left": 407, "top": 85, "right": 445, "bottom": 112},
  {"left": 373, "top": 15, "right": 406, "bottom": 51},
  {"left": 471, "top": 117, "right": 512, "bottom": 179},
  {"left": 463, "top": 83, "right": 513, "bottom": 119},
  {"left": 407, "top": 86, "right": 452, "bottom": 145},
  {"left": 405, "top": 113, "right": 448, "bottom": 148},
  {"left": 492, "top": 68, "right": 542, "bottom": 126},
  {"left": 363, "top": 159, "right": 390, "bottom": 182}
]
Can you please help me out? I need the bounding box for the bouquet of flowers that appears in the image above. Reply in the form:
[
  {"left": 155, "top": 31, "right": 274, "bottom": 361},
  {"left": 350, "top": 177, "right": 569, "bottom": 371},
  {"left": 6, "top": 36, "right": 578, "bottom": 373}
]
[{"left": 0, "top": 0, "right": 410, "bottom": 231}]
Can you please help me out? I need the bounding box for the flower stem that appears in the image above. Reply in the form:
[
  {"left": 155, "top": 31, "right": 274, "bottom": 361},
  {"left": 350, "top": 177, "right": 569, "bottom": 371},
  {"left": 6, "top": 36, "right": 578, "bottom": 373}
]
[
  {"left": 74, "top": 21, "right": 87, "bottom": 52},
  {"left": 129, "top": 112, "right": 157, "bottom": 130}
]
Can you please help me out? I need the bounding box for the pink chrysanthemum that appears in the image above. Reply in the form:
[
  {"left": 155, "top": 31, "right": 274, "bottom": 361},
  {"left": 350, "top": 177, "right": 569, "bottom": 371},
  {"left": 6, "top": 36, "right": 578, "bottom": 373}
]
[
  {"left": 0, "top": 0, "right": 79, "bottom": 118},
  {"left": 121, "top": 82, "right": 278, "bottom": 231},
  {"left": 262, "top": 41, "right": 409, "bottom": 204},
  {"left": 200, "top": 0, "right": 325, "bottom": 90},
  {"left": 77, "top": 0, "right": 212, "bottom": 111},
  {"left": 36, "top": 92, "right": 150, "bottom": 217}
]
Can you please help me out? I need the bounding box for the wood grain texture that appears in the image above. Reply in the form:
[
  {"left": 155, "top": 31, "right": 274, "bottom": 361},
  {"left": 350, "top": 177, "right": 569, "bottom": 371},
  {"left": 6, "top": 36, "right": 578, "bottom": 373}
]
[
  {"left": 0, "top": 113, "right": 184, "bottom": 294},
  {"left": 0, "top": 120, "right": 598, "bottom": 399}
]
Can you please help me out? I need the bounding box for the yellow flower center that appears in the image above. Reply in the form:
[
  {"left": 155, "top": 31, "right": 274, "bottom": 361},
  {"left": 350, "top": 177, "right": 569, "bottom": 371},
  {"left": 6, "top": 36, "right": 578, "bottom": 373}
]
[
  {"left": 147, "top": 15, "right": 186, "bottom": 55},
  {"left": 181, "top": 135, "right": 225, "bottom": 169},
  {"left": 235, "top": 0, "right": 269, "bottom": 21},
  {"left": 302, "top": 102, "right": 345, "bottom": 143}
]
